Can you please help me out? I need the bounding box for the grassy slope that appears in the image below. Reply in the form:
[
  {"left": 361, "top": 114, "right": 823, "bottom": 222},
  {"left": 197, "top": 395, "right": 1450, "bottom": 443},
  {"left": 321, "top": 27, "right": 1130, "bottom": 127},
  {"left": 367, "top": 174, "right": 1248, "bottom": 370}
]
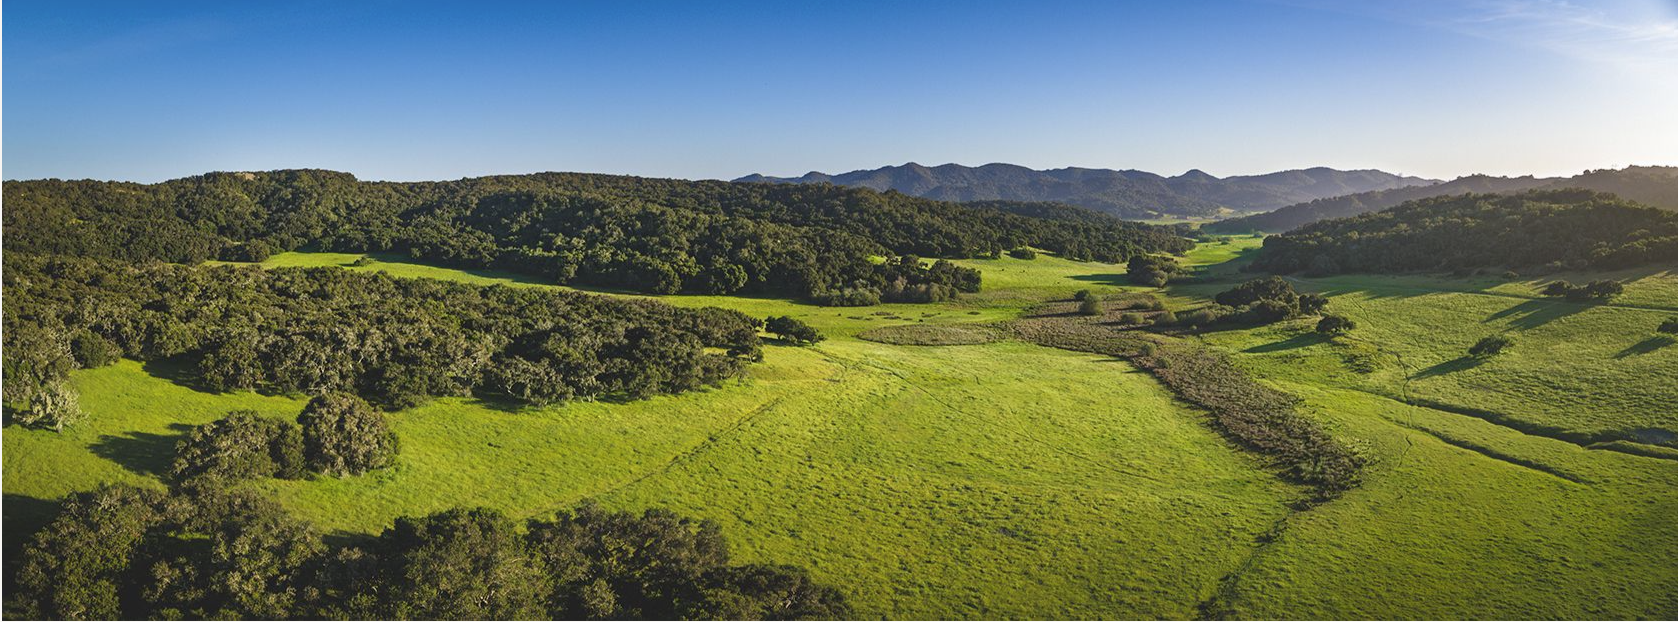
[
  {"left": 9, "top": 243, "right": 1677, "bottom": 618},
  {"left": 6, "top": 251, "right": 1291, "bottom": 619}
]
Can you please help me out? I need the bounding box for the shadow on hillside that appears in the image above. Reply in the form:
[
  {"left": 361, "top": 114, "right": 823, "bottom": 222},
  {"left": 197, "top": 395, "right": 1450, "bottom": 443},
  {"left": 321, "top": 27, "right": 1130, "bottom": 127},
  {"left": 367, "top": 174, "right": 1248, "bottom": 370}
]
[
  {"left": 1243, "top": 332, "right": 1330, "bottom": 353},
  {"left": 1615, "top": 336, "right": 1674, "bottom": 359},
  {"left": 88, "top": 424, "right": 193, "bottom": 477},
  {"left": 1484, "top": 299, "right": 1588, "bottom": 330},
  {"left": 1068, "top": 273, "right": 1126, "bottom": 286},
  {"left": 1411, "top": 356, "right": 1486, "bottom": 380},
  {"left": 140, "top": 357, "right": 217, "bottom": 393},
  {"left": 4, "top": 494, "right": 62, "bottom": 592}
]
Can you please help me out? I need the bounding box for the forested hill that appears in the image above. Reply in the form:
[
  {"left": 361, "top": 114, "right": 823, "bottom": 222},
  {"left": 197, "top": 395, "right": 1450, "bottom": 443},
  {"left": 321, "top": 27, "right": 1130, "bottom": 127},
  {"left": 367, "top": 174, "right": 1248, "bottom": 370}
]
[
  {"left": 735, "top": 163, "right": 1433, "bottom": 218},
  {"left": 1206, "top": 175, "right": 1552, "bottom": 233},
  {"left": 1209, "top": 166, "right": 1678, "bottom": 233},
  {"left": 1248, "top": 189, "right": 1678, "bottom": 275},
  {"left": 1, "top": 170, "right": 1191, "bottom": 300}
]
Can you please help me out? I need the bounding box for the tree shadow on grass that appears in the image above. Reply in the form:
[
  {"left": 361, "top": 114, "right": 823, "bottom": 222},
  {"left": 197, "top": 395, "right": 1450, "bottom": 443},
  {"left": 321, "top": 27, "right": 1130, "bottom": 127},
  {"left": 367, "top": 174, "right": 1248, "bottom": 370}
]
[
  {"left": 88, "top": 424, "right": 194, "bottom": 478},
  {"left": 1615, "top": 336, "right": 1675, "bottom": 359},
  {"left": 1484, "top": 299, "right": 1588, "bottom": 330},
  {"left": 1411, "top": 356, "right": 1487, "bottom": 380},
  {"left": 1243, "top": 332, "right": 1330, "bottom": 353},
  {"left": 1068, "top": 273, "right": 1127, "bottom": 286}
]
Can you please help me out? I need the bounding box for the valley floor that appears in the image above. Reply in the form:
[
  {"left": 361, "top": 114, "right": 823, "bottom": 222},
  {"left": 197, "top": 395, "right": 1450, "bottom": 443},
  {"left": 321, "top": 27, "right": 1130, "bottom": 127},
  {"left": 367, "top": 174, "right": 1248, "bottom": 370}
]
[{"left": 7, "top": 241, "right": 1677, "bottom": 619}]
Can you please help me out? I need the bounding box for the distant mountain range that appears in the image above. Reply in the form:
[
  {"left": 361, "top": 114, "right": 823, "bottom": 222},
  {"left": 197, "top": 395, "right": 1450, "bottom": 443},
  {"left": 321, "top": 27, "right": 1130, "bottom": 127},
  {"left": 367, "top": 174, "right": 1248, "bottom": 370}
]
[
  {"left": 735, "top": 163, "right": 1436, "bottom": 218},
  {"left": 1208, "top": 165, "right": 1678, "bottom": 233}
]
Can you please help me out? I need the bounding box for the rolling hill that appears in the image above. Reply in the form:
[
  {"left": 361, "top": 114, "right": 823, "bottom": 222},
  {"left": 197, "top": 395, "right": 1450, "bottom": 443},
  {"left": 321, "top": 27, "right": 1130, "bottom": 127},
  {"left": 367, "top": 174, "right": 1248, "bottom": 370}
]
[
  {"left": 1209, "top": 166, "right": 1678, "bottom": 233},
  {"left": 735, "top": 162, "right": 1434, "bottom": 219}
]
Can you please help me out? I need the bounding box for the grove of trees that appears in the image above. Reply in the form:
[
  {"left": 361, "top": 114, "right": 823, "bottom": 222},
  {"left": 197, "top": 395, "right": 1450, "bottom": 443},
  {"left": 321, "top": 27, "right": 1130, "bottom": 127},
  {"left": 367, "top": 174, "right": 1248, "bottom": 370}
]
[
  {"left": 3, "top": 255, "right": 766, "bottom": 430},
  {"left": 3, "top": 170, "right": 1195, "bottom": 302},
  {"left": 1249, "top": 190, "right": 1678, "bottom": 275},
  {"left": 7, "top": 486, "right": 847, "bottom": 620}
]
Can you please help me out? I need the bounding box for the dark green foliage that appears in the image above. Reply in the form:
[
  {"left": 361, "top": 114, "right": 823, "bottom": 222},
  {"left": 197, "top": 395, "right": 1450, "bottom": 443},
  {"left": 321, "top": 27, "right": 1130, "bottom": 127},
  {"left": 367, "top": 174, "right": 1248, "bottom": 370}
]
[
  {"left": 1660, "top": 317, "right": 1678, "bottom": 334},
  {"left": 1, "top": 322, "right": 84, "bottom": 431},
  {"left": 299, "top": 393, "right": 399, "bottom": 476},
  {"left": 68, "top": 329, "right": 122, "bottom": 368},
  {"left": 374, "top": 508, "right": 547, "bottom": 620},
  {"left": 1078, "top": 296, "right": 1103, "bottom": 316},
  {"left": 9, "top": 487, "right": 846, "bottom": 621},
  {"left": 1127, "top": 255, "right": 1184, "bottom": 287},
  {"left": 1197, "top": 277, "right": 1328, "bottom": 328},
  {"left": 1250, "top": 190, "right": 1678, "bottom": 274},
  {"left": 1541, "top": 279, "right": 1625, "bottom": 302},
  {"left": 3, "top": 170, "right": 1194, "bottom": 300},
  {"left": 170, "top": 411, "right": 307, "bottom": 483},
  {"left": 1316, "top": 314, "right": 1356, "bottom": 335},
  {"left": 1008, "top": 247, "right": 1037, "bottom": 260},
  {"left": 1316, "top": 315, "right": 1355, "bottom": 336},
  {"left": 1072, "top": 289, "right": 1093, "bottom": 301},
  {"left": 1469, "top": 335, "right": 1514, "bottom": 358},
  {"left": 1215, "top": 276, "right": 1298, "bottom": 308},
  {"left": 526, "top": 503, "right": 850, "bottom": 620},
  {"left": 766, "top": 316, "right": 824, "bottom": 346},
  {"left": 4, "top": 255, "right": 762, "bottom": 410},
  {"left": 10, "top": 485, "right": 168, "bottom": 620}
]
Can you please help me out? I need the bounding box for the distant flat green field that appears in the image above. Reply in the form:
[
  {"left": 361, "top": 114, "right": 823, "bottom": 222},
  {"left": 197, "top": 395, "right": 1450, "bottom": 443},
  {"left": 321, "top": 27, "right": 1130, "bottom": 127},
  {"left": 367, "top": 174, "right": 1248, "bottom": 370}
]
[{"left": 9, "top": 248, "right": 1678, "bottom": 619}]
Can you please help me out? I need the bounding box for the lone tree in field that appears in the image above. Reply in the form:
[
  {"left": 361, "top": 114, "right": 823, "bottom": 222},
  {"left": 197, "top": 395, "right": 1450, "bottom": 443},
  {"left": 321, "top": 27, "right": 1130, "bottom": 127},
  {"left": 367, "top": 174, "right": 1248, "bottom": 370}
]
[
  {"left": 1008, "top": 247, "right": 1037, "bottom": 260},
  {"left": 1658, "top": 317, "right": 1678, "bottom": 335},
  {"left": 1073, "top": 289, "right": 1093, "bottom": 301},
  {"left": 1468, "top": 335, "right": 1513, "bottom": 358},
  {"left": 1078, "top": 295, "right": 1103, "bottom": 316},
  {"left": 1316, "top": 314, "right": 1356, "bottom": 336},
  {"left": 298, "top": 393, "right": 398, "bottom": 476},
  {"left": 765, "top": 316, "right": 824, "bottom": 346}
]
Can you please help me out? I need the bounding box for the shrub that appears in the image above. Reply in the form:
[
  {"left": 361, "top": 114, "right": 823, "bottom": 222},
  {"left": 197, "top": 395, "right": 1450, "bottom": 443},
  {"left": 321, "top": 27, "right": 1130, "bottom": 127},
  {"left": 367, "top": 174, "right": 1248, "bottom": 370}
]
[
  {"left": 1541, "top": 279, "right": 1624, "bottom": 302},
  {"left": 1127, "top": 255, "right": 1184, "bottom": 287},
  {"left": 299, "top": 393, "right": 399, "bottom": 476},
  {"left": 1078, "top": 296, "right": 1103, "bottom": 316},
  {"left": 1073, "top": 289, "right": 1093, "bottom": 301},
  {"left": 1119, "top": 313, "right": 1146, "bottom": 325},
  {"left": 1008, "top": 247, "right": 1037, "bottom": 260},
  {"left": 765, "top": 316, "right": 824, "bottom": 346},
  {"left": 1469, "top": 335, "right": 1513, "bottom": 358},
  {"left": 1316, "top": 314, "right": 1356, "bottom": 335},
  {"left": 1659, "top": 317, "right": 1678, "bottom": 334},
  {"left": 1152, "top": 310, "right": 1178, "bottom": 327},
  {"left": 170, "top": 411, "right": 307, "bottom": 482}
]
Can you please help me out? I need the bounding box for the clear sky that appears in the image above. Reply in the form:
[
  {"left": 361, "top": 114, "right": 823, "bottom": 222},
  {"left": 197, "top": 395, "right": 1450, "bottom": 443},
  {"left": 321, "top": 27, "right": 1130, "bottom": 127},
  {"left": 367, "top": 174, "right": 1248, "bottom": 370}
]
[{"left": 5, "top": 0, "right": 1677, "bottom": 182}]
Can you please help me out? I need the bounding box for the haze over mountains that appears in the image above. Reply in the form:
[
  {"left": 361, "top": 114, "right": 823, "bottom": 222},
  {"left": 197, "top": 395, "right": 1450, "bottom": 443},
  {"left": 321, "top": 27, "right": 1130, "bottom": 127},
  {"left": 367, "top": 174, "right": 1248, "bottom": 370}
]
[
  {"left": 1209, "top": 165, "right": 1678, "bottom": 233},
  {"left": 735, "top": 163, "right": 1436, "bottom": 219}
]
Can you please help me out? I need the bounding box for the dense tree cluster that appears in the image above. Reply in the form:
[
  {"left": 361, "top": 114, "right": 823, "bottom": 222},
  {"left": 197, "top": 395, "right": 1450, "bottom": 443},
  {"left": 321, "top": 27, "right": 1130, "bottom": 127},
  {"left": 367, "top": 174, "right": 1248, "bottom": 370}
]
[
  {"left": 1126, "top": 255, "right": 1186, "bottom": 287},
  {"left": 3, "top": 254, "right": 764, "bottom": 430},
  {"left": 170, "top": 395, "right": 399, "bottom": 483},
  {"left": 7, "top": 486, "right": 847, "bottom": 620},
  {"left": 3, "top": 169, "right": 1193, "bottom": 301},
  {"left": 1540, "top": 280, "right": 1624, "bottom": 302},
  {"left": 1249, "top": 190, "right": 1678, "bottom": 275}
]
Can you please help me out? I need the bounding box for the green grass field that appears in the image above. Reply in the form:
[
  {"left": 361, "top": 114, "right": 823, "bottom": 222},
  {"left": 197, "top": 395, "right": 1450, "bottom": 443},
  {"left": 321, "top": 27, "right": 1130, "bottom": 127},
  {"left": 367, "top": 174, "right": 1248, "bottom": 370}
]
[{"left": 8, "top": 247, "right": 1677, "bottom": 618}]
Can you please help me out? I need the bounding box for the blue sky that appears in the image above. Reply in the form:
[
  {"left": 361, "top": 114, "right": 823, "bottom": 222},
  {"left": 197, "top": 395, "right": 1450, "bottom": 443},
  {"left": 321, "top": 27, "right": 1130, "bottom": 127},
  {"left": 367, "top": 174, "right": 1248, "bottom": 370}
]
[{"left": 5, "top": 0, "right": 1677, "bottom": 182}]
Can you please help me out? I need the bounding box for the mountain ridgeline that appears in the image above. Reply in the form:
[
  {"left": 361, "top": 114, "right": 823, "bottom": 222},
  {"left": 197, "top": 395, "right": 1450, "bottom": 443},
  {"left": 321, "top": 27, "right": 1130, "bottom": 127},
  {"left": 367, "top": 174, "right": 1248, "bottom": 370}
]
[
  {"left": 736, "top": 162, "right": 1434, "bottom": 218},
  {"left": 1248, "top": 189, "right": 1678, "bottom": 275},
  {"left": 1209, "top": 165, "right": 1678, "bottom": 233},
  {"left": 1, "top": 170, "right": 1192, "bottom": 301}
]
